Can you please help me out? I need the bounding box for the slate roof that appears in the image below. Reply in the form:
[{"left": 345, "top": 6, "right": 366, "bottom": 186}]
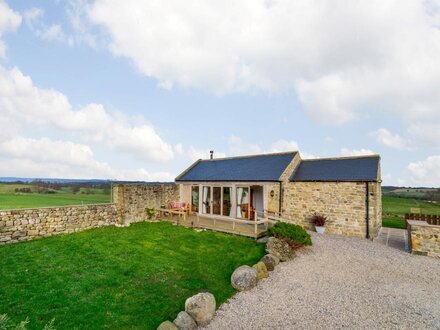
[
  {"left": 290, "top": 156, "right": 380, "bottom": 182},
  {"left": 176, "top": 152, "right": 297, "bottom": 182}
]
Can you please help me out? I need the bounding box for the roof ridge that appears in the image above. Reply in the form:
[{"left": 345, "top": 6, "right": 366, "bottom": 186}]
[
  {"left": 300, "top": 154, "right": 380, "bottom": 162},
  {"left": 200, "top": 151, "right": 298, "bottom": 162}
]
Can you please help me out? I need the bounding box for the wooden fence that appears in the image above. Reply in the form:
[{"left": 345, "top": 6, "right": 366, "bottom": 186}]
[{"left": 405, "top": 213, "right": 440, "bottom": 227}]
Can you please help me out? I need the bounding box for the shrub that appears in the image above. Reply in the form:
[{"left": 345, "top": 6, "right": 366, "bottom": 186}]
[
  {"left": 267, "top": 222, "right": 312, "bottom": 248},
  {"left": 311, "top": 213, "right": 327, "bottom": 227},
  {"left": 145, "top": 207, "right": 155, "bottom": 220}
]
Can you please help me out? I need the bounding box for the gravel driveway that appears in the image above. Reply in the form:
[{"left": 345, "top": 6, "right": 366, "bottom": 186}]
[{"left": 204, "top": 233, "right": 440, "bottom": 329}]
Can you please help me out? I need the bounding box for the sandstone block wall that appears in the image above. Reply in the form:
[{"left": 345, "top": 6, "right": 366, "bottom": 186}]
[
  {"left": 113, "top": 183, "right": 180, "bottom": 224},
  {"left": 282, "top": 181, "right": 382, "bottom": 238},
  {"left": 0, "top": 204, "right": 117, "bottom": 245},
  {"left": 408, "top": 220, "right": 440, "bottom": 257}
]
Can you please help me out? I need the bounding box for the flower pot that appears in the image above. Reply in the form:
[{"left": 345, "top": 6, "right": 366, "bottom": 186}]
[{"left": 315, "top": 226, "right": 325, "bottom": 234}]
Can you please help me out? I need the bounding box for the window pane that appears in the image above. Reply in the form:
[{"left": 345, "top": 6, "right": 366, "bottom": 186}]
[
  {"left": 202, "top": 186, "right": 211, "bottom": 214},
  {"left": 222, "top": 187, "right": 232, "bottom": 217},
  {"left": 213, "top": 187, "right": 221, "bottom": 215},
  {"left": 191, "top": 186, "right": 199, "bottom": 213},
  {"left": 236, "top": 187, "right": 249, "bottom": 219}
]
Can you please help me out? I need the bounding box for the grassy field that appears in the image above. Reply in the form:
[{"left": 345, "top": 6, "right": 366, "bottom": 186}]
[
  {"left": 382, "top": 196, "right": 440, "bottom": 229},
  {"left": 0, "top": 222, "right": 265, "bottom": 329},
  {"left": 0, "top": 184, "right": 110, "bottom": 210}
]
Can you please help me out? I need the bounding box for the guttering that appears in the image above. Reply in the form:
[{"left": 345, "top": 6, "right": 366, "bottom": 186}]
[{"left": 365, "top": 182, "right": 370, "bottom": 239}]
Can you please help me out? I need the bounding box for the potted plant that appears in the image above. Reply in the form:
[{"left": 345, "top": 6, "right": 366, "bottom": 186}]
[{"left": 311, "top": 213, "right": 327, "bottom": 234}]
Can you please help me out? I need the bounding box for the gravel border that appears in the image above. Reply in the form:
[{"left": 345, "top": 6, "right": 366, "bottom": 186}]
[{"left": 203, "top": 233, "right": 440, "bottom": 329}]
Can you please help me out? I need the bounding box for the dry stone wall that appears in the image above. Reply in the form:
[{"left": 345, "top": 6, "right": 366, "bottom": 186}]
[
  {"left": 0, "top": 183, "right": 181, "bottom": 245},
  {"left": 113, "top": 183, "right": 180, "bottom": 224},
  {"left": 282, "top": 181, "right": 382, "bottom": 238},
  {"left": 0, "top": 204, "right": 117, "bottom": 245},
  {"left": 408, "top": 220, "right": 440, "bottom": 257}
]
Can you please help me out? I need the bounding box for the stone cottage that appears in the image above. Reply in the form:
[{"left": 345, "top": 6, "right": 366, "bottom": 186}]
[{"left": 175, "top": 151, "right": 382, "bottom": 239}]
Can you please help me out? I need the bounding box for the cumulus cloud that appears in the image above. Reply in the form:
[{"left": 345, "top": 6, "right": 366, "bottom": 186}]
[
  {"left": 0, "top": 0, "right": 22, "bottom": 57},
  {"left": 0, "top": 65, "right": 174, "bottom": 162},
  {"left": 85, "top": 0, "right": 440, "bottom": 129},
  {"left": 340, "top": 148, "right": 376, "bottom": 157},
  {"left": 408, "top": 156, "right": 440, "bottom": 187},
  {"left": 369, "top": 128, "right": 415, "bottom": 150},
  {"left": 0, "top": 137, "right": 174, "bottom": 181}
]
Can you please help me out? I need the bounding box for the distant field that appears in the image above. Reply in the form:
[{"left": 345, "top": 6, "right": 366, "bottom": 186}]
[
  {"left": 0, "top": 184, "right": 111, "bottom": 210},
  {"left": 382, "top": 196, "right": 440, "bottom": 229}
]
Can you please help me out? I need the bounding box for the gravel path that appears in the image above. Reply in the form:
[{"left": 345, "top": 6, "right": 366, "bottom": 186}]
[{"left": 204, "top": 233, "right": 440, "bottom": 330}]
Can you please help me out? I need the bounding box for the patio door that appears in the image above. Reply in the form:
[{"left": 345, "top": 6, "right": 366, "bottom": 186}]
[
  {"left": 202, "top": 186, "right": 211, "bottom": 214},
  {"left": 236, "top": 186, "right": 250, "bottom": 220},
  {"left": 212, "top": 187, "right": 221, "bottom": 215}
]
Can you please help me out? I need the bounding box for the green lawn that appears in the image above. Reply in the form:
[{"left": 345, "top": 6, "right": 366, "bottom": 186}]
[
  {"left": 382, "top": 196, "right": 440, "bottom": 229},
  {"left": 0, "top": 222, "right": 265, "bottom": 329}
]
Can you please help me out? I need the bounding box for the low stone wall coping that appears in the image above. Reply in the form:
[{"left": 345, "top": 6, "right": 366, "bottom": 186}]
[
  {"left": 407, "top": 219, "right": 440, "bottom": 228},
  {"left": 0, "top": 203, "right": 115, "bottom": 213}
]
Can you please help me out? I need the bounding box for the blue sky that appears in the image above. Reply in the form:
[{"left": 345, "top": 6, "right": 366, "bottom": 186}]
[{"left": 0, "top": 0, "right": 439, "bottom": 186}]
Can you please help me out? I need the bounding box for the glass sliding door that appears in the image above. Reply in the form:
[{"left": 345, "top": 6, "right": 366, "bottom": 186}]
[
  {"left": 191, "top": 186, "right": 199, "bottom": 213},
  {"left": 236, "top": 187, "right": 250, "bottom": 219},
  {"left": 222, "top": 187, "right": 232, "bottom": 217},
  {"left": 202, "top": 186, "right": 211, "bottom": 214},
  {"left": 212, "top": 187, "right": 221, "bottom": 215}
]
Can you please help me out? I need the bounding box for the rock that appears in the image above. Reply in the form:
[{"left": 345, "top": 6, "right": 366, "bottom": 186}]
[
  {"left": 266, "top": 237, "right": 295, "bottom": 261},
  {"left": 185, "top": 292, "right": 216, "bottom": 326},
  {"left": 231, "top": 265, "right": 258, "bottom": 291},
  {"left": 157, "top": 320, "right": 178, "bottom": 330},
  {"left": 260, "top": 254, "right": 280, "bottom": 271},
  {"left": 173, "top": 311, "right": 197, "bottom": 330},
  {"left": 253, "top": 261, "right": 269, "bottom": 279}
]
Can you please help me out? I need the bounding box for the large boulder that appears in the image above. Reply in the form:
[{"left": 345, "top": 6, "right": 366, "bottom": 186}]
[
  {"left": 173, "top": 311, "right": 197, "bottom": 330},
  {"left": 157, "top": 320, "right": 178, "bottom": 330},
  {"left": 265, "top": 237, "right": 295, "bottom": 261},
  {"left": 184, "top": 292, "right": 216, "bottom": 326},
  {"left": 260, "top": 254, "right": 280, "bottom": 271},
  {"left": 252, "top": 261, "right": 269, "bottom": 279},
  {"left": 231, "top": 265, "right": 258, "bottom": 291}
]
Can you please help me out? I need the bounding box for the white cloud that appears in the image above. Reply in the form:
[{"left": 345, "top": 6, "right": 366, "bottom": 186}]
[
  {"left": 270, "top": 139, "right": 299, "bottom": 153},
  {"left": 0, "top": 65, "right": 174, "bottom": 162},
  {"left": 370, "top": 128, "right": 415, "bottom": 150},
  {"left": 0, "top": 137, "right": 173, "bottom": 181},
  {"left": 408, "top": 155, "right": 440, "bottom": 187},
  {"left": 23, "top": 8, "right": 43, "bottom": 25},
  {"left": 227, "top": 135, "right": 262, "bottom": 156},
  {"left": 340, "top": 148, "right": 376, "bottom": 157},
  {"left": 85, "top": 0, "right": 440, "bottom": 128},
  {"left": 0, "top": 0, "right": 22, "bottom": 57}
]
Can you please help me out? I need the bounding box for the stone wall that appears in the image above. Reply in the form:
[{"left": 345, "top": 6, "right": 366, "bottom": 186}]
[
  {"left": 408, "top": 220, "right": 440, "bottom": 257},
  {"left": 113, "top": 183, "right": 180, "bottom": 224},
  {"left": 281, "top": 181, "right": 382, "bottom": 238},
  {"left": 0, "top": 204, "right": 117, "bottom": 244}
]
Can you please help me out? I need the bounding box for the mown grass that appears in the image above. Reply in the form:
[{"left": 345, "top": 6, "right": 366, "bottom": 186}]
[
  {"left": 0, "top": 222, "right": 265, "bottom": 329},
  {"left": 382, "top": 196, "right": 440, "bottom": 229}
]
